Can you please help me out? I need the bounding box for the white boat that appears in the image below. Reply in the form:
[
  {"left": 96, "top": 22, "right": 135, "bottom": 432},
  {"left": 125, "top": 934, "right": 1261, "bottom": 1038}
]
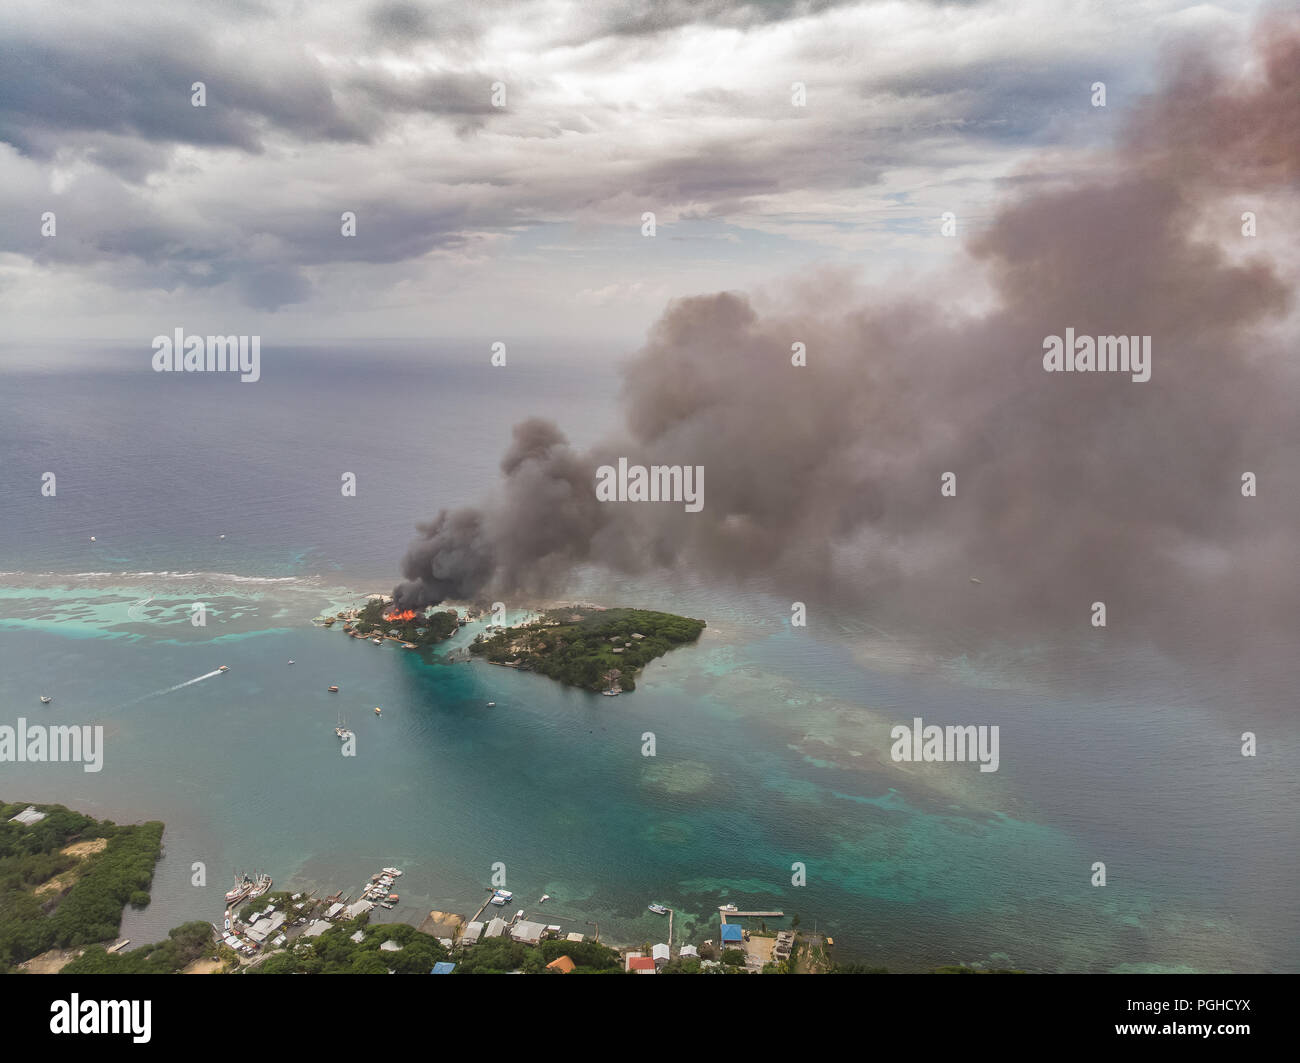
[
  {"left": 39, "top": 695, "right": 52, "bottom": 704},
  {"left": 287, "top": 660, "right": 295, "bottom": 664},
  {"left": 719, "top": 903, "right": 738, "bottom": 912},
  {"left": 539, "top": 894, "right": 550, "bottom": 903},
  {"left": 970, "top": 576, "right": 982, "bottom": 584},
  {"left": 486, "top": 701, "right": 496, "bottom": 707},
  {"left": 382, "top": 867, "right": 402, "bottom": 876},
  {"left": 648, "top": 904, "right": 669, "bottom": 915},
  {"left": 225, "top": 872, "right": 256, "bottom": 904},
  {"left": 489, "top": 895, "right": 507, "bottom": 906},
  {"left": 494, "top": 889, "right": 513, "bottom": 900},
  {"left": 602, "top": 690, "right": 620, "bottom": 696},
  {"left": 335, "top": 713, "right": 354, "bottom": 740}
]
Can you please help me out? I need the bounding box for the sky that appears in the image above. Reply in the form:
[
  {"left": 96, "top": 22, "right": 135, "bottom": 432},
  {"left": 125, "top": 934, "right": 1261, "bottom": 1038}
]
[{"left": 0, "top": 0, "right": 1275, "bottom": 346}]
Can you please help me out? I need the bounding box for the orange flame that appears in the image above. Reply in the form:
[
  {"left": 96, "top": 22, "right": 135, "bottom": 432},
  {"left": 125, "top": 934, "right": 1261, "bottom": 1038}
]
[{"left": 384, "top": 609, "right": 418, "bottom": 623}]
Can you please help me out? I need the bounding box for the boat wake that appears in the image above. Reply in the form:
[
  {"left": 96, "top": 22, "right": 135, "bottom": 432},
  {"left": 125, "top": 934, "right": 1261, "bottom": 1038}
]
[{"left": 126, "top": 669, "right": 226, "bottom": 705}]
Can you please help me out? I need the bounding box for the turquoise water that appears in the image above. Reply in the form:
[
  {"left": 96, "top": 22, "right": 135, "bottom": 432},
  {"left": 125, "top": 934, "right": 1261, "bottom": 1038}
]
[{"left": 0, "top": 574, "right": 1292, "bottom": 972}]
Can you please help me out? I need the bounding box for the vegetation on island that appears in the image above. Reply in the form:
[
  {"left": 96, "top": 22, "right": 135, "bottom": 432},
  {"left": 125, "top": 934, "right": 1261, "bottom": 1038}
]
[
  {"left": 346, "top": 598, "right": 460, "bottom": 644},
  {"left": 61, "top": 921, "right": 213, "bottom": 974},
  {"left": 254, "top": 916, "right": 451, "bottom": 975},
  {"left": 455, "top": 936, "right": 622, "bottom": 974},
  {"left": 470, "top": 607, "right": 706, "bottom": 692},
  {"left": 0, "top": 800, "right": 164, "bottom": 970}
]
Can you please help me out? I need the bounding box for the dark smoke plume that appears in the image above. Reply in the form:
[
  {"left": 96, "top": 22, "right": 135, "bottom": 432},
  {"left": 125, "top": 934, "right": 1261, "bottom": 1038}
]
[{"left": 396, "top": 17, "right": 1300, "bottom": 679}]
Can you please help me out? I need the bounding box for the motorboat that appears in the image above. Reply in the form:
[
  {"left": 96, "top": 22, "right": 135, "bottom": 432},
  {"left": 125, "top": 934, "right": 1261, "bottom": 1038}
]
[
  {"left": 648, "top": 904, "right": 669, "bottom": 915},
  {"left": 39, "top": 695, "right": 52, "bottom": 704},
  {"left": 328, "top": 686, "right": 339, "bottom": 692}
]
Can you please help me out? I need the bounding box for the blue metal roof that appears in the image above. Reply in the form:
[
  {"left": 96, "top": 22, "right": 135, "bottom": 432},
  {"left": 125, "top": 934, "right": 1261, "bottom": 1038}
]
[
  {"left": 431, "top": 961, "right": 456, "bottom": 974},
  {"left": 720, "top": 924, "right": 743, "bottom": 942}
]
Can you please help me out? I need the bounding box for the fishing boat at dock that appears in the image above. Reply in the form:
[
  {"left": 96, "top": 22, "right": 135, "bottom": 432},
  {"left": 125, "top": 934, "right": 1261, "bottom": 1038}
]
[{"left": 225, "top": 872, "right": 256, "bottom": 905}]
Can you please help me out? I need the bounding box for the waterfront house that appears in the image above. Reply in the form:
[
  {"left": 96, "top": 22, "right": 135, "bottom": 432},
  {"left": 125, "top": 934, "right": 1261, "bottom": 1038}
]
[
  {"left": 431, "top": 962, "right": 456, "bottom": 974},
  {"left": 566, "top": 932, "right": 585, "bottom": 942},
  {"left": 679, "top": 945, "right": 699, "bottom": 959},
  {"left": 10, "top": 806, "right": 46, "bottom": 826},
  {"left": 627, "top": 956, "right": 656, "bottom": 974},
  {"left": 246, "top": 912, "right": 287, "bottom": 944},
  {"left": 510, "top": 920, "right": 547, "bottom": 945},
  {"left": 546, "top": 956, "right": 576, "bottom": 974},
  {"left": 485, "top": 917, "right": 508, "bottom": 938},
  {"left": 461, "top": 921, "right": 484, "bottom": 945},
  {"left": 652, "top": 943, "right": 671, "bottom": 967},
  {"left": 344, "top": 899, "right": 374, "bottom": 919},
  {"left": 325, "top": 902, "right": 345, "bottom": 920},
  {"left": 720, "top": 924, "right": 744, "bottom": 948}
]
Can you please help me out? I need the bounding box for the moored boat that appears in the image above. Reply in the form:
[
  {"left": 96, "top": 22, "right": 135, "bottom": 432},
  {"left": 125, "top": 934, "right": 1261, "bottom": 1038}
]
[
  {"left": 39, "top": 695, "right": 52, "bottom": 704},
  {"left": 225, "top": 872, "right": 256, "bottom": 905},
  {"left": 328, "top": 685, "right": 339, "bottom": 692},
  {"left": 648, "top": 903, "right": 669, "bottom": 915}
]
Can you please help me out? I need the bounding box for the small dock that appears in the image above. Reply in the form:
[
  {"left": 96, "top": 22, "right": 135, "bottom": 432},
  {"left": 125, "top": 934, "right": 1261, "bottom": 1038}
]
[
  {"left": 719, "top": 910, "right": 784, "bottom": 923},
  {"left": 469, "top": 892, "right": 495, "bottom": 924}
]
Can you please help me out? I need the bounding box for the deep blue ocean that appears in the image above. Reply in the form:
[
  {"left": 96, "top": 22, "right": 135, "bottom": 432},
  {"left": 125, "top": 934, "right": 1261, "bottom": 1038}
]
[{"left": 0, "top": 342, "right": 1295, "bottom": 971}]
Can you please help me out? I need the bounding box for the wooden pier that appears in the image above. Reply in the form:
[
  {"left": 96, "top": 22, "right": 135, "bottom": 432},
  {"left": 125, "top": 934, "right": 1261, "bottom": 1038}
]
[{"left": 719, "top": 910, "right": 784, "bottom": 923}]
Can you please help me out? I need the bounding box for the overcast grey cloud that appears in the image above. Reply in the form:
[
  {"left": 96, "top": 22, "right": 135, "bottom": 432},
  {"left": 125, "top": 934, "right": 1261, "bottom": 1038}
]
[{"left": 0, "top": 0, "right": 1274, "bottom": 333}]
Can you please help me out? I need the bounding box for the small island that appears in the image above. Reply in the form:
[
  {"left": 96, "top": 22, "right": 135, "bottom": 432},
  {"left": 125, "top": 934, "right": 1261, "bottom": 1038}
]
[
  {"left": 469, "top": 607, "right": 706, "bottom": 693},
  {"left": 319, "top": 596, "right": 465, "bottom": 647}
]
